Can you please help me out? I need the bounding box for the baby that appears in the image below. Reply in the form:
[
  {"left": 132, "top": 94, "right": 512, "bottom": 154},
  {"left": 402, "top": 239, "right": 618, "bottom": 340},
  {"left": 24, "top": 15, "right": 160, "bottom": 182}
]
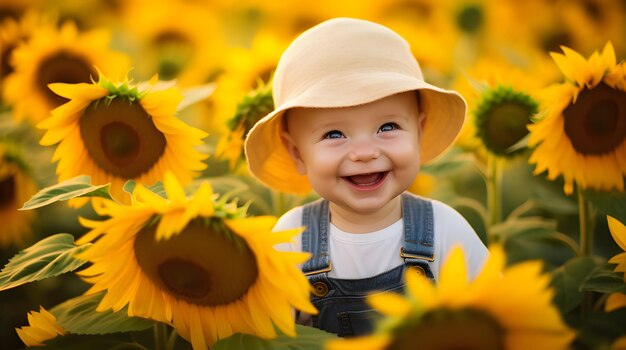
[{"left": 244, "top": 18, "right": 488, "bottom": 336}]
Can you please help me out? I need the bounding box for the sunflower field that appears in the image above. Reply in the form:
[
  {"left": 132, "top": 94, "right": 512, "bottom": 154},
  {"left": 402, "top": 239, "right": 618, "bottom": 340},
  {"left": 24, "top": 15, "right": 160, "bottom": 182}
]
[{"left": 1, "top": 0, "right": 625, "bottom": 349}]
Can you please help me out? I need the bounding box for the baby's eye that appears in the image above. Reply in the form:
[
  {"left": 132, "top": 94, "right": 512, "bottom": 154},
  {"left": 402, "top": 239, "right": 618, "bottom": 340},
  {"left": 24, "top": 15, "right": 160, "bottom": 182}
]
[
  {"left": 378, "top": 122, "right": 399, "bottom": 133},
  {"left": 323, "top": 130, "right": 344, "bottom": 139}
]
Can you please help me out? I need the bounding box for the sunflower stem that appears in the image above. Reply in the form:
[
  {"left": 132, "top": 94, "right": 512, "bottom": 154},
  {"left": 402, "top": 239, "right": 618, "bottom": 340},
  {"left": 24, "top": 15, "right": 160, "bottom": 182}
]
[
  {"left": 166, "top": 329, "right": 179, "bottom": 350},
  {"left": 577, "top": 190, "right": 593, "bottom": 257},
  {"left": 271, "top": 190, "right": 286, "bottom": 217},
  {"left": 153, "top": 322, "right": 168, "bottom": 350},
  {"left": 577, "top": 189, "right": 595, "bottom": 316},
  {"left": 486, "top": 154, "right": 502, "bottom": 243}
]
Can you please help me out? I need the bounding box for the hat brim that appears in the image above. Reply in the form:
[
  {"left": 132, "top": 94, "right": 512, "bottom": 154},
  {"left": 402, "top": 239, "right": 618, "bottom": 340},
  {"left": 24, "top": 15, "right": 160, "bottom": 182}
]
[{"left": 244, "top": 72, "right": 466, "bottom": 194}]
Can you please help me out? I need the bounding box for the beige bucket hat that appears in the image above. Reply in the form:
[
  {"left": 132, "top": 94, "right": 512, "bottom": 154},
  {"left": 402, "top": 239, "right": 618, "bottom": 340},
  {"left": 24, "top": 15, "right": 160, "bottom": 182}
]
[{"left": 244, "top": 17, "right": 466, "bottom": 194}]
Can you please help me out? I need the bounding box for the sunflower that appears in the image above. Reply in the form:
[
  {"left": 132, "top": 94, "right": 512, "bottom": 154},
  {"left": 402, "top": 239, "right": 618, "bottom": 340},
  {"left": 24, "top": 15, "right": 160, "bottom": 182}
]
[
  {"left": 326, "top": 245, "right": 575, "bottom": 350},
  {"left": 0, "top": 0, "right": 35, "bottom": 23},
  {"left": 528, "top": 42, "right": 626, "bottom": 195},
  {"left": 74, "top": 172, "right": 317, "bottom": 350},
  {"left": 0, "top": 11, "right": 40, "bottom": 93},
  {"left": 214, "top": 80, "right": 273, "bottom": 170},
  {"left": 453, "top": 53, "right": 556, "bottom": 157},
  {"left": 605, "top": 216, "right": 626, "bottom": 312},
  {"left": 211, "top": 28, "right": 287, "bottom": 134},
  {"left": 258, "top": 0, "right": 370, "bottom": 36},
  {"left": 37, "top": 73, "right": 208, "bottom": 206},
  {"left": 473, "top": 85, "right": 538, "bottom": 157},
  {"left": 0, "top": 141, "right": 37, "bottom": 248},
  {"left": 557, "top": 0, "right": 625, "bottom": 56},
  {"left": 407, "top": 173, "right": 435, "bottom": 197},
  {"left": 2, "top": 21, "right": 130, "bottom": 124},
  {"left": 121, "top": 0, "right": 225, "bottom": 85},
  {"left": 15, "top": 306, "right": 65, "bottom": 347}
]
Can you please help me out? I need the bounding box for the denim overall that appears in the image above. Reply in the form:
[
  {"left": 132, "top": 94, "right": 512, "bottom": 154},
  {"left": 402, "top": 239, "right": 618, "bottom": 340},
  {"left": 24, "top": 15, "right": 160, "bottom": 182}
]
[{"left": 300, "top": 192, "right": 435, "bottom": 336}]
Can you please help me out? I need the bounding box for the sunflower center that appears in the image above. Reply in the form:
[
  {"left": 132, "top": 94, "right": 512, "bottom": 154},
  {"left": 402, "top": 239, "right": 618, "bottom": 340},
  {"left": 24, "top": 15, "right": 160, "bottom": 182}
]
[
  {"left": 0, "top": 175, "right": 16, "bottom": 208},
  {"left": 456, "top": 4, "right": 483, "bottom": 34},
  {"left": 386, "top": 309, "right": 505, "bottom": 350},
  {"left": 158, "top": 258, "right": 212, "bottom": 299},
  {"left": 484, "top": 102, "right": 532, "bottom": 151},
  {"left": 0, "top": 7, "right": 22, "bottom": 22},
  {"left": 563, "top": 82, "right": 626, "bottom": 155},
  {"left": 36, "top": 51, "right": 95, "bottom": 107},
  {"left": 541, "top": 31, "right": 573, "bottom": 54},
  {"left": 382, "top": 1, "right": 433, "bottom": 22},
  {"left": 153, "top": 31, "right": 194, "bottom": 81},
  {"left": 582, "top": 0, "right": 603, "bottom": 23},
  {"left": 79, "top": 98, "right": 166, "bottom": 178},
  {"left": 100, "top": 122, "right": 141, "bottom": 166},
  {"left": 134, "top": 219, "right": 258, "bottom": 306}
]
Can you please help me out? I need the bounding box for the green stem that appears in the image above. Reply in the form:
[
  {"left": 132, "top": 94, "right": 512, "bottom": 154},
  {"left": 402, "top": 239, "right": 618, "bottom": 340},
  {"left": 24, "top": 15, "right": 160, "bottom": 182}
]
[
  {"left": 166, "top": 330, "right": 179, "bottom": 350},
  {"left": 486, "top": 154, "right": 502, "bottom": 243},
  {"left": 577, "top": 189, "right": 594, "bottom": 316},
  {"left": 154, "top": 323, "right": 168, "bottom": 350},
  {"left": 578, "top": 190, "right": 593, "bottom": 257},
  {"left": 271, "top": 190, "right": 286, "bottom": 217}
]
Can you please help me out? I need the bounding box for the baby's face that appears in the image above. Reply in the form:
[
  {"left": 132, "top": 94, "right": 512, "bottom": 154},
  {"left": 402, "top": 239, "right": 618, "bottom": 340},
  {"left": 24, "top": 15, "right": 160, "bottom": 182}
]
[{"left": 283, "top": 91, "right": 423, "bottom": 214}]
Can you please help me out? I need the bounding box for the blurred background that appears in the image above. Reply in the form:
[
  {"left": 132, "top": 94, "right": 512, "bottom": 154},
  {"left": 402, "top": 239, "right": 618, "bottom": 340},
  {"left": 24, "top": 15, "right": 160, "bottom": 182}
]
[{"left": 1, "top": 0, "right": 625, "bottom": 348}]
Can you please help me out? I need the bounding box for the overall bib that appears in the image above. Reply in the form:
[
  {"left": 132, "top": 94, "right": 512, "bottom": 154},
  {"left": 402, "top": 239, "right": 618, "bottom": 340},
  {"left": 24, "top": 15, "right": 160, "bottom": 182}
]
[{"left": 300, "top": 192, "right": 435, "bottom": 336}]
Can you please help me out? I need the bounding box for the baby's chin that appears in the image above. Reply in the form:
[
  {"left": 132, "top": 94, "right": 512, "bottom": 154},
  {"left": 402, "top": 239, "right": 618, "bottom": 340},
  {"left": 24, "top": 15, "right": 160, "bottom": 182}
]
[{"left": 329, "top": 191, "right": 401, "bottom": 215}]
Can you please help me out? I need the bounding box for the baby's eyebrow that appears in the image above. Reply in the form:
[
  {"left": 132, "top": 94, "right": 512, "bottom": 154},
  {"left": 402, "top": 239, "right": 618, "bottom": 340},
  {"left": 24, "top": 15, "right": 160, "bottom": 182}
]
[{"left": 377, "top": 114, "right": 411, "bottom": 121}]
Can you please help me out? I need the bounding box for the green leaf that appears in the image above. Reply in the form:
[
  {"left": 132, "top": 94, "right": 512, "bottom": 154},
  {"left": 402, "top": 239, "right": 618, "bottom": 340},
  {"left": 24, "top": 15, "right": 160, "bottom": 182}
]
[
  {"left": 20, "top": 176, "right": 111, "bottom": 210},
  {"left": 421, "top": 147, "right": 476, "bottom": 176},
  {"left": 37, "top": 333, "right": 154, "bottom": 350},
  {"left": 583, "top": 189, "right": 626, "bottom": 224},
  {"left": 496, "top": 217, "right": 579, "bottom": 254},
  {"left": 580, "top": 265, "right": 626, "bottom": 294},
  {"left": 0, "top": 234, "right": 91, "bottom": 291},
  {"left": 51, "top": 291, "right": 154, "bottom": 335},
  {"left": 573, "top": 308, "right": 626, "bottom": 349},
  {"left": 529, "top": 178, "right": 578, "bottom": 215},
  {"left": 179, "top": 83, "right": 216, "bottom": 111},
  {"left": 123, "top": 179, "right": 166, "bottom": 198},
  {"left": 551, "top": 256, "right": 605, "bottom": 313},
  {"left": 213, "top": 325, "right": 337, "bottom": 350}
]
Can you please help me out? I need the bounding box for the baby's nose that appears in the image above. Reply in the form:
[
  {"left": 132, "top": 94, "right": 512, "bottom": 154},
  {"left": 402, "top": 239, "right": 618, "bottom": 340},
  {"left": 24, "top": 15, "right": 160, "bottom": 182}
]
[{"left": 348, "top": 139, "right": 380, "bottom": 162}]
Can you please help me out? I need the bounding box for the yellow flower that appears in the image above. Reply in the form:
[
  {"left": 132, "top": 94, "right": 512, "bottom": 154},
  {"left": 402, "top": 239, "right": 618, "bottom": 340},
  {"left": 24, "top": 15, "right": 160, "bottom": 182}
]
[
  {"left": 528, "top": 42, "right": 626, "bottom": 195},
  {"left": 37, "top": 73, "right": 208, "bottom": 206},
  {"left": 75, "top": 173, "right": 317, "bottom": 350},
  {"left": 327, "top": 245, "right": 575, "bottom": 350},
  {"left": 473, "top": 85, "right": 538, "bottom": 157},
  {"left": 0, "top": 0, "right": 35, "bottom": 23},
  {"left": 15, "top": 306, "right": 65, "bottom": 347},
  {"left": 453, "top": 53, "right": 556, "bottom": 157},
  {"left": 121, "top": 0, "right": 225, "bottom": 85},
  {"left": 211, "top": 29, "right": 287, "bottom": 135},
  {"left": 407, "top": 173, "right": 435, "bottom": 197},
  {"left": 0, "top": 141, "right": 37, "bottom": 248},
  {"left": 0, "top": 11, "right": 40, "bottom": 92},
  {"left": 257, "top": 0, "right": 369, "bottom": 37},
  {"left": 2, "top": 21, "right": 130, "bottom": 124},
  {"left": 557, "top": 0, "right": 625, "bottom": 56},
  {"left": 214, "top": 123, "right": 245, "bottom": 170},
  {"left": 605, "top": 216, "right": 626, "bottom": 312},
  {"left": 214, "top": 80, "right": 273, "bottom": 170}
]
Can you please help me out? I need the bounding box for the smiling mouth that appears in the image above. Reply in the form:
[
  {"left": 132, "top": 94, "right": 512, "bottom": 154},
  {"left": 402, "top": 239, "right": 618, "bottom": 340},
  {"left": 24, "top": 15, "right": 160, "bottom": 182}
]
[{"left": 343, "top": 171, "right": 388, "bottom": 190}]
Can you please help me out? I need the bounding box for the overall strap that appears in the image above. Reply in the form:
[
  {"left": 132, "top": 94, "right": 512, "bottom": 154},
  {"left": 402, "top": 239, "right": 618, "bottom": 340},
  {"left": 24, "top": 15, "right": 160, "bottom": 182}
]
[
  {"left": 301, "top": 198, "right": 332, "bottom": 276},
  {"left": 401, "top": 192, "right": 435, "bottom": 279}
]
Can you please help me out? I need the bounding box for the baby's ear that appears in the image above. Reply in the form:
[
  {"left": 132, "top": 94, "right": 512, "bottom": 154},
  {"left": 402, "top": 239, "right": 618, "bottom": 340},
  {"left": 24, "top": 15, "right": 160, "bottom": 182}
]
[{"left": 280, "top": 131, "right": 307, "bottom": 175}]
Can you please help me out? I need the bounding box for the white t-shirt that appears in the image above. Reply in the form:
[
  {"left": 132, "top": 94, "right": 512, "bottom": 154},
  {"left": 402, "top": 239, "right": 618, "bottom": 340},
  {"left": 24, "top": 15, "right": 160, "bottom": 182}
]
[{"left": 273, "top": 198, "right": 488, "bottom": 281}]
